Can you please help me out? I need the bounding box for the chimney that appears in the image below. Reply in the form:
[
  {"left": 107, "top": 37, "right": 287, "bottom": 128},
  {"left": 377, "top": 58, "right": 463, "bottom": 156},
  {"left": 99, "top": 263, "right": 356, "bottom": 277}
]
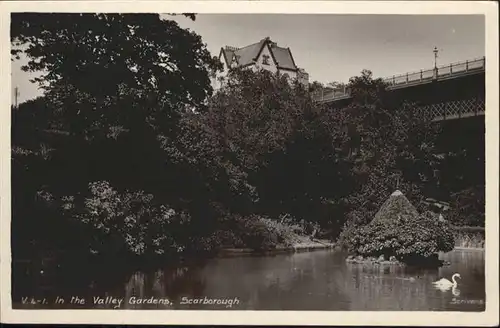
[{"left": 263, "top": 37, "right": 277, "bottom": 47}]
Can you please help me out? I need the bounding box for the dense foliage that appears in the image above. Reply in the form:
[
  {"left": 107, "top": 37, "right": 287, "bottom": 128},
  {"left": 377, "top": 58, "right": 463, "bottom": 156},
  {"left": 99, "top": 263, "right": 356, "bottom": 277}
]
[
  {"left": 452, "top": 225, "right": 485, "bottom": 249},
  {"left": 11, "top": 13, "right": 229, "bottom": 265},
  {"left": 330, "top": 70, "right": 442, "bottom": 230},
  {"left": 344, "top": 211, "right": 455, "bottom": 261},
  {"left": 11, "top": 13, "right": 484, "bottom": 273},
  {"left": 445, "top": 186, "right": 485, "bottom": 227}
]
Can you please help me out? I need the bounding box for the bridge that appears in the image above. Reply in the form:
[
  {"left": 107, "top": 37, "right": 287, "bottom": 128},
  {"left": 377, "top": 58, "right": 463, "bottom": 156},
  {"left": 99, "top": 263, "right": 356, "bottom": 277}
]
[{"left": 313, "top": 57, "right": 486, "bottom": 122}]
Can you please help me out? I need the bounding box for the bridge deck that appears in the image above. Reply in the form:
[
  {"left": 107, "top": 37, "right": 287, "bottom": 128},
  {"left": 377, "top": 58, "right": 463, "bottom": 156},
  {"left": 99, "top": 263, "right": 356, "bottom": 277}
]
[{"left": 313, "top": 57, "right": 485, "bottom": 103}]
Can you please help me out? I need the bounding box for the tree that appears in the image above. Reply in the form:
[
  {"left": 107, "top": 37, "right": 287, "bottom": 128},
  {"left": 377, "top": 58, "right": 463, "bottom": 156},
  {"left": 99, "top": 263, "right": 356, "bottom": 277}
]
[
  {"left": 10, "top": 13, "right": 225, "bottom": 264},
  {"left": 196, "top": 67, "right": 442, "bottom": 239},
  {"left": 335, "top": 69, "right": 442, "bottom": 242},
  {"left": 11, "top": 13, "right": 222, "bottom": 194},
  {"left": 197, "top": 68, "right": 353, "bottom": 234},
  {"left": 11, "top": 13, "right": 221, "bottom": 135},
  {"left": 327, "top": 81, "right": 347, "bottom": 90},
  {"left": 308, "top": 80, "right": 325, "bottom": 93}
]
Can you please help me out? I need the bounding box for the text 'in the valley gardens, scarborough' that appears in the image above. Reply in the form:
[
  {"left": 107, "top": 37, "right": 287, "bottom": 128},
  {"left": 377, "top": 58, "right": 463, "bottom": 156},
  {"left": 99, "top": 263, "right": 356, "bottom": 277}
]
[{"left": 19, "top": 295, "right": 242, "bottom": 309}]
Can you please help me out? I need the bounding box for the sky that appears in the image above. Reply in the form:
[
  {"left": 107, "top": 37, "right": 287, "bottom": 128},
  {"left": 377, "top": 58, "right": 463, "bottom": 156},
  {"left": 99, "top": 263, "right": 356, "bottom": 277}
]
[{"left": 11, "top": 14, "right": 485, "bottom": 104}]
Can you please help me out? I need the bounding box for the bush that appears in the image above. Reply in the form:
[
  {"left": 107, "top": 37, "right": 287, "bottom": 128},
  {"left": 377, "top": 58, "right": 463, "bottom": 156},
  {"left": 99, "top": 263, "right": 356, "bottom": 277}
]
[
  {"left": 260, "top": 217, "right": 304, "bottom": 246},
  {"left": 453, "top": 231, "right": 485, "bottom": 248},
  {"left": 235, "top": 215, "right": 281, "bottom": 251},
  {"left": 372, "top": 190, "right": 419, "bottom": 224},
  {"left": 452, "top": 226, "right": 484, "bottom": 248},
  {"left": 336, "top": 218, "right": 360, "bottom": 250},
  {"left": 212, "top": 214, "right": 323, "bottom": 251},
  {"left": 208, "top": 215, "right": 287, "bottom": 251},
  {"left": 68, "top": 181, "right": 190, "bottom": 258},
  {"left": 343, "top": 211, "right": 455, "bottom": 262},
  {"left": 446, "top": 187, "right": 485, "bottom": 227}
]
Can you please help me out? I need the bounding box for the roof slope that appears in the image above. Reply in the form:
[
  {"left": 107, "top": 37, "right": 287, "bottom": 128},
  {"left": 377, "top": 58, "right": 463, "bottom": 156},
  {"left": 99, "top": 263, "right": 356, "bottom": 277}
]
[
  {"left": 220, "top": 37, "right": 298, "bottom": 71},
  {"left": 234, "top": 39, "right": 266, "bottom": 66},
  {"left": 269, "top": 45, "right": 296, "bottom": 70},
  {"left": 221, "top": 48, "right": 235, "bottom": 66}
]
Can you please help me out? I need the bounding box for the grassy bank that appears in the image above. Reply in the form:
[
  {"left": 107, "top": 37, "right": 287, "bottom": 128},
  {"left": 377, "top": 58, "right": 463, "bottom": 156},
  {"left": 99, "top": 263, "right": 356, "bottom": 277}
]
[
  {"left": 452, "top": 226, "right": 485, "bottom": 249},
  {"left": 260, "top": 217, "right": 335, "bottom": 248},
  {"left": 218, "top": 217, "right": 335, "bottom": 256}
]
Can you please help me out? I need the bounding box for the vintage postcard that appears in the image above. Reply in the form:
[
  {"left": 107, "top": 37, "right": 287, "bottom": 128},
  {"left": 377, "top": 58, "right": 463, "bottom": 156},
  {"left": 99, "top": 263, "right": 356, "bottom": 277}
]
[{"left": 1, "top": 0, "right": 498, "bottom": 326}]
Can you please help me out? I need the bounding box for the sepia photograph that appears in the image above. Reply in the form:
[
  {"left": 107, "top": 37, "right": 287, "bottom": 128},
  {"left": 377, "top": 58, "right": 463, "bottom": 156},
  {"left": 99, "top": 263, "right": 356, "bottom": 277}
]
[{"left": 1, "top": 0, "right": 498, "bottom": 326}]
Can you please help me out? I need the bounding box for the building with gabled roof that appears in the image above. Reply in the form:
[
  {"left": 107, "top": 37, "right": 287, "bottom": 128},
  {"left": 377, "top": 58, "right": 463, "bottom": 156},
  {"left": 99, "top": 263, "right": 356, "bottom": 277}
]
[{"left": 213, "top": 37, "right": 309, "bottom": 89}]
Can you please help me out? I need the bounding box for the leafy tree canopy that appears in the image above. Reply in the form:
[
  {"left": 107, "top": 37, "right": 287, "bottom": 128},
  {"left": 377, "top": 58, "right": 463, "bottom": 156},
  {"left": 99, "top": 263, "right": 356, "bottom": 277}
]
[{"left": 11, "top": 13, "right": 222, "bottom": 138}]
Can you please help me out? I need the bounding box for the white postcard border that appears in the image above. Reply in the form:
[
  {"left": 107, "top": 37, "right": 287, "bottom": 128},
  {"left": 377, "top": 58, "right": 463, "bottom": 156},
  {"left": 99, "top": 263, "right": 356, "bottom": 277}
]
[{"left": 1, "top": 1, "right": 498, "bottom": 326}]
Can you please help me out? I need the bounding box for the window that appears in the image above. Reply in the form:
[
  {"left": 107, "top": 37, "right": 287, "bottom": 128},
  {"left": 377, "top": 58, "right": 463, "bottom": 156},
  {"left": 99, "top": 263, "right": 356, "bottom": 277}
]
[{"left": 262, "top": 54, "right": 270, "bottom": 65}]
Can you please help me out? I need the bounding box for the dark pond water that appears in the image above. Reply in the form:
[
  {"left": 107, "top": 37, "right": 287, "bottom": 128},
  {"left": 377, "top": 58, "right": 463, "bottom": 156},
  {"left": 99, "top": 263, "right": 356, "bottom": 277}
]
[{"left": 13, "top": 249, "right": 485, "bottom": 311}]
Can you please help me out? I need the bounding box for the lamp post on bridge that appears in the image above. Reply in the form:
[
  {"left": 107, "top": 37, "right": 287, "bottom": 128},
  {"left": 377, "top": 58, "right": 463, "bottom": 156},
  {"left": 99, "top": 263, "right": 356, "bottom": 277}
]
[{"left": 433, "top": 47, "right": 439, "bottom": 80}]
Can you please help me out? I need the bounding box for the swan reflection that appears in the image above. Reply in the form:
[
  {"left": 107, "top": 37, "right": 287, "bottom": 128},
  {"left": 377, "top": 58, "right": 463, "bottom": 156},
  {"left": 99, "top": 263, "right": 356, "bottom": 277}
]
[{"left": 452, "top": 286, "right": 461, "bottom": 297}]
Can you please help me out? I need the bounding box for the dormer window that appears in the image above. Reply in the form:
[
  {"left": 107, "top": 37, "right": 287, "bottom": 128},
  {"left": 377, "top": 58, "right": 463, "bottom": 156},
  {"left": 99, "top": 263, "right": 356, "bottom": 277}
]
[
  {"left": 231, "top": 55, "right": 239, "bottom": 68},
  {"left": 262, "top": 54, "right": 270, "bottom": 65}
]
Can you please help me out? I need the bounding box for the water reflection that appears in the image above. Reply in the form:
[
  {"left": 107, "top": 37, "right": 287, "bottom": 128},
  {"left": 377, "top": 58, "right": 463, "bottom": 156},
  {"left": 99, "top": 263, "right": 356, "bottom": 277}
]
[{"left": 12, "top": 249, "right": 485, "bottom": 311}]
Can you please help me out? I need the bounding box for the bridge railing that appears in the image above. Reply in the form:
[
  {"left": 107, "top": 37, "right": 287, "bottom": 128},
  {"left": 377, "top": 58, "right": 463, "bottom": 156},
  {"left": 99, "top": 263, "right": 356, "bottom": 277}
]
[
  {"left": 312, "top": 88, "right": 349, "bottom": 103},
  {"left": 385, "top": 56, "right": 485, "bottom": 87},
  {"left": 312, "top": 57, "right": 485, "bottom": 103}
]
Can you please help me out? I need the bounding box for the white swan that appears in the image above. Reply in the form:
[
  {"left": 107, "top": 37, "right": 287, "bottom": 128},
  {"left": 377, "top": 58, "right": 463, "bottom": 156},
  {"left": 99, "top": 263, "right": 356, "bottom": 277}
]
[{"left": 433, "top": 273, "right": 461, "bottom": 290}]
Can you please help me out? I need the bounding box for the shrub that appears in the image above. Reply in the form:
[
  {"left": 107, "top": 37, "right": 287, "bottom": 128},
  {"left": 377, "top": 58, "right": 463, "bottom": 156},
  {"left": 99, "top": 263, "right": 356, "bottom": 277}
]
[
  {"left": 237, "top": 215, "right": 281, "bottom": 251},
  {"left": 69, "top": 181, "right": 190, "bottom": 258},
  {"left": 209, "top": 229, "right": 244, "bottom": 249},
  {"left": 372, "top": 190, "right": 419, "bottom": 224},
  {"left": 336, "top": 218, "right": 361, "bottom": 250},
  {"left": 260, "top": 217, "right": 303, "bottom": 246},
  {"left": 446, "top": 187, "right": 485, "bottom": 227},
  {"left": 344, "top": 211, "right": 455, "bottom": 261},
  {"left": 209, "top": 215, "right": 288, "bottom": 251},
  {"left": 452, "top": 226, "right": 485, "bottom": 248}
]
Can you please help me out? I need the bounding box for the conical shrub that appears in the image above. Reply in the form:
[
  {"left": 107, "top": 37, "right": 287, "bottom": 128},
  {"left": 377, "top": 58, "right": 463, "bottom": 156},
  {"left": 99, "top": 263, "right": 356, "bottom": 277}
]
[
  {"left": 372, "top": 190, "right": 419, "bottom": 225},
  {"left": 343, "top": 190, "right": 455, "bottom": 266}
]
